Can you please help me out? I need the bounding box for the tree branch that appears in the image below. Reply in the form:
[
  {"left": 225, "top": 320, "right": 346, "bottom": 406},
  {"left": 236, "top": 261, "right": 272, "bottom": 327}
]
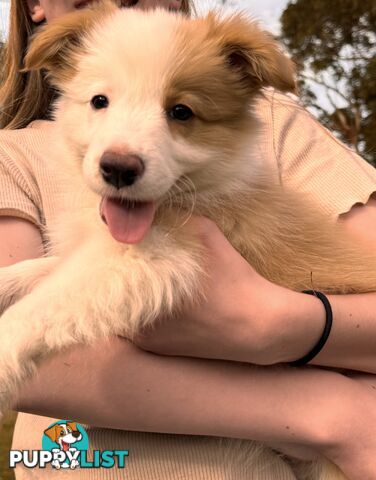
[{"left": 299, "top": 73, "right": 350, "bottom": 105}]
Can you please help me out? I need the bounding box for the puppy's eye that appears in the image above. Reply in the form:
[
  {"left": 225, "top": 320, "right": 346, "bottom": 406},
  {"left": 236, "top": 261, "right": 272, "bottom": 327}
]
[
  {"left": 91, "top": 95, "right": 109, "bottom": 110},
  {"left": 120, "top": 0, "right": 139, "bottom": 7},
  {"left": 168, "top": 104, "right": 194, "bottom": 122}
]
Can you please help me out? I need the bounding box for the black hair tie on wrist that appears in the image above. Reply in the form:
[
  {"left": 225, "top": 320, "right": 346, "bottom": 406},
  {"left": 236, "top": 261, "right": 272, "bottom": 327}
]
[{"left": 289, "top": 290, "right": 333, "bottom": 367}]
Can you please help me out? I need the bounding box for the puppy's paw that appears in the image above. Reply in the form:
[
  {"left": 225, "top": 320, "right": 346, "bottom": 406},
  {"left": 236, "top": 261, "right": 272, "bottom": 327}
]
[
  {"left": 51, "top": 459, "right": 62, "bottom": 470},
  {"left": 0, "top": 256, "right": 59, "bottom": 314},
  {"left": 70, "top": 459, "right": 80, "bottom": 469}
]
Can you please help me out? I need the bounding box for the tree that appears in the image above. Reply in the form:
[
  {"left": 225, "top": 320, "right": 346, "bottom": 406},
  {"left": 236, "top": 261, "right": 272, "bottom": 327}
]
[{"left": 280, "top": 0, "right": 376, "bottom": 164}]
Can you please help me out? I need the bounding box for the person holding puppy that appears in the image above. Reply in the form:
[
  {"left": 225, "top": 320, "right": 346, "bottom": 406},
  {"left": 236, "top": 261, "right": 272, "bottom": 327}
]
[{"left": 1, "top": 1, "right": 376, "bottom": 479}]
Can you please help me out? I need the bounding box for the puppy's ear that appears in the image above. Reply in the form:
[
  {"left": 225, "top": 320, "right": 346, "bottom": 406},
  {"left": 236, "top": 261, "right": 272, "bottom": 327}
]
[
  {"left": 67, "top": 422, "right": 78, "bottom": 431},
  {"left": 23, "top": 0, "right": 117, "bottom": 86},
  {"left": 209, "top": 12, "right": 296, "bottom": 94},
  {"left": 44, "top": 425, "right": 60, "bottom": 443}
]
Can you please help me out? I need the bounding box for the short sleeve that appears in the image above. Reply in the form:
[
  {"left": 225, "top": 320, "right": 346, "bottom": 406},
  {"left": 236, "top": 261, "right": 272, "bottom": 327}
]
[
  {"left": 270, "top": 91, "right": 376, "bottom": 218},
  {"left": 0, "top": 150, "right": 42, "bottom": 227}
]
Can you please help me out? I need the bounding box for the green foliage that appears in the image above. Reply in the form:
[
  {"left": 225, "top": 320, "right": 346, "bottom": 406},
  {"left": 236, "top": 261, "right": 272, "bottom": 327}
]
[
  {"left": 281, "top": 0, "right": 376, "bottom": 164},
  {"left": 0, "top": 412, "right": 16, "bottom": 480}
]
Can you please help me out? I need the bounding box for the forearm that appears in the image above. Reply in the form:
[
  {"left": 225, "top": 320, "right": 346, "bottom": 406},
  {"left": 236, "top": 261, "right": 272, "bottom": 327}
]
[
  {"left": 276, "top": 289, "right": 376, "bottom": 373},
  {"left": 312, "top": 292, "right": 376, "bottom": 373},
  {"left": 15, "top": 336, "right": 361, "bottom": 454},
  {"left": 240, "top": 198, "right": 376, "bottom": 374}
]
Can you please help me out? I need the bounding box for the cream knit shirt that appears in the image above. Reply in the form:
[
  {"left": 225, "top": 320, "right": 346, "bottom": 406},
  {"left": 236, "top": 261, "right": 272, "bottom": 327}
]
[{"left": 1, "top": 89, "right": 376, "bottom": 479}]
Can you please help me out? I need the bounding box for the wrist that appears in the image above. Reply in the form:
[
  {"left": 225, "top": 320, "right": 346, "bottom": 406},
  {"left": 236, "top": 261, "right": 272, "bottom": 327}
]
[
  {"left": 226, "top": 274, "right": 328, "bottom": 365},
  {"left": 269, "top": 288, "right": 327, "bottom": 364},
  {"left": 233, "top": 276, "right": 325, "bottom": 365},
  {"left": 312, "top": 375, "right": 376, "bottom": 470}
]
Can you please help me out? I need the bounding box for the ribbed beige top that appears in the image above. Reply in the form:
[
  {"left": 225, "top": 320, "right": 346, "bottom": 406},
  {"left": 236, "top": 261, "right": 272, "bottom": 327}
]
[{"left": 1, "top": 89, "right": 376, "bottom": 479}]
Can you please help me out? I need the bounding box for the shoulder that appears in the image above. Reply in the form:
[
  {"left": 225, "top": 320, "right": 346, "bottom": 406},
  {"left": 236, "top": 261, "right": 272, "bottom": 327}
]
[
  {"left": 255, "top": 88, "right": 300, "bottom": 110},
  {"left": 0, "top": 120, "right": 55, "bottom": 163},
  {"left": 0, "top": 120, "right": 58, "bottom": 190},
  {"left": 0, "top": 121, "right": 62, "bottom": 230},
  {"left": 253, "top": 89, "right": 376, "bottom": 217},
  {"left": 250, "top": 88, "right": 304, "bottom": 181},
  {"left": 253, "top": 88, "right": 364, "bottom": 166}
]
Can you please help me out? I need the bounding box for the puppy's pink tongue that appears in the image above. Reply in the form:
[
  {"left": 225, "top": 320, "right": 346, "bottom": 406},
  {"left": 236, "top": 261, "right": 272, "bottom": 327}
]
[{"left": 101, "top": 198, "right": 156, "bottom": 244}]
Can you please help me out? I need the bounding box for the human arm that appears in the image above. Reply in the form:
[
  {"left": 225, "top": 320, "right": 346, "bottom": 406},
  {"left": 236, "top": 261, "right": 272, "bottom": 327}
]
[
  {"left": 15, "top": 333, "right": 376, "bottom": 480},
  {"left": 311, "top": 195, "right": 376, "bottom": 372},
  {"left": 134, "top": 203, "right": 376, "bottom": 373},
  {"left": 0, "top": 217, "right": 45, "bottom": 266},
  {"left": 2, "top": 217, "right": 376, "bottom": 479}
]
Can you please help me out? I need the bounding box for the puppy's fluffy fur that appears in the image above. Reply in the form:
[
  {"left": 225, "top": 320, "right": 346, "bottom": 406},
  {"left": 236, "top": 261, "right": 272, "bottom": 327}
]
[{"left": 0, "top": 2, "right": 374, "bottom": 478}]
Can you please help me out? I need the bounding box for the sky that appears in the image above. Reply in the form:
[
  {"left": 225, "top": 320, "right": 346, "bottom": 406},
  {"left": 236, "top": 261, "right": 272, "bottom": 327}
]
[
  {"left": 198, "top": 0, "right": 288, "bottom": 33},
  {"left": 0, "top": 0, "right": 289, "bottom": 39},
  {"left": 0, "top": 0, "right": 9, "bottom": 38}
]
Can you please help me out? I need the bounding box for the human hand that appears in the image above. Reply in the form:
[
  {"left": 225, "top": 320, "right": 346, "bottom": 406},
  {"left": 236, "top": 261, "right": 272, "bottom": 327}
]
[{"left": 133, "top": 216, "right": 326, "bottom": 365}]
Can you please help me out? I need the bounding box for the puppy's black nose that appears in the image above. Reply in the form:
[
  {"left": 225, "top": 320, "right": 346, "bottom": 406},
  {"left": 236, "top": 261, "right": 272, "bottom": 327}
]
[
  {"left": 72, "top": 431, "right": 81, "bottom": 438},
  {"left": 100, "top": 152, "right": 145, "bottom": 189}
]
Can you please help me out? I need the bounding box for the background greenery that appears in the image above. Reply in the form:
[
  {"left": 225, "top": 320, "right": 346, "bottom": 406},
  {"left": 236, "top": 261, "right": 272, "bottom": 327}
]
[
  {"left": 280, "top": 0, "right": 376, "bottom": 164},
  {"left": 0, "top": 413, "right": 16, "bottom": 480}
]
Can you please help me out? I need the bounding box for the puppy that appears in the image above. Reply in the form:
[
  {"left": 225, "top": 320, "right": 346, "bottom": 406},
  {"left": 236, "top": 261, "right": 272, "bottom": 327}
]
[
  {"left": 44, "top": 421, "right": 82, "bottom": 469},
  {"left": 0, "top": 2, "right": 375, "bottom": 479},
  {"left": 44, "top": 421, "right": 83, "bottom": 452}
]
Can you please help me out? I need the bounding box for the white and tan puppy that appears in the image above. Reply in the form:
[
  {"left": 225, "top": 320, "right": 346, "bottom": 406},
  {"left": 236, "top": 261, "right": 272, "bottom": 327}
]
[{"left": 0, "top": 2, "right": 375, "bottom": 479}]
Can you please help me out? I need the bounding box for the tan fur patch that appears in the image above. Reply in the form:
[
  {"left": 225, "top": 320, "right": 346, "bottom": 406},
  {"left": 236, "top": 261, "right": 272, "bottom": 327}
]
[
  {"left": 24, "top": 0, "right": 118, "bottom": 86},
  {"left": 188, "top": 13, "right": 296, "bottom": 93},
  {"left": 43, "top": 422, "right": 79, "bottom": 444},
  {"left": 44, "top": 424, "right": 64, "bottom": 443},
  {"left": 163, "top": 12, "right": 294, "bottom": 152}
]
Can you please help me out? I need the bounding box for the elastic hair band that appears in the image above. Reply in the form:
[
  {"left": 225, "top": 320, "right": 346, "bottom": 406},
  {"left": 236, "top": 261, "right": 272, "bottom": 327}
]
[{"left": 289, "top": 290, "right": 333, "bottom": 367}]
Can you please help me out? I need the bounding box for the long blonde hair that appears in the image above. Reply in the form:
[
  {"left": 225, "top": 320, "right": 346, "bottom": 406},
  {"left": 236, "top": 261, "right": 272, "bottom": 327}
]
[{"left": 0, "top": 0, "right": 192, "bottom": 130}]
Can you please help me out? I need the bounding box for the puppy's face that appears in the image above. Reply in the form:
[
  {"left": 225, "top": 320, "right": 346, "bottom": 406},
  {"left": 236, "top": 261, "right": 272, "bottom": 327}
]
[
  {"left": 26, "top": 2, "right": 295, "bottom": 242},
  {"left": 44, "top": 422, "right": 82, "bottom": 450},
  {"left": 26, "top": 3, "right": 295, "bottom": 201}
]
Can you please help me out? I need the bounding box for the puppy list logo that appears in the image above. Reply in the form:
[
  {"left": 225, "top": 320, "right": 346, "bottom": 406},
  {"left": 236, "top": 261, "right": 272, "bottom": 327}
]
[{"left": 9, "top": 420, "right": 128, "bottom": 470}]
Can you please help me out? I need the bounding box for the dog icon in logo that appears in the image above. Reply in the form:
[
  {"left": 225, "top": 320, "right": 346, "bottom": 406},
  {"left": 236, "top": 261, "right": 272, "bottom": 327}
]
[{"left": 44, "top": 421, "right": 82, "bottom": 469}]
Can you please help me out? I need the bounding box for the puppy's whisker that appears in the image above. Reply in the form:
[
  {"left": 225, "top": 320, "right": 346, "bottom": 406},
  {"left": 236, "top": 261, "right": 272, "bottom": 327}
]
[
  {"left": 168, "top": 175, "right": 197, "bottom": 230},
  {"left": 160, "top": 175, "right": 196, "bottom": 238},
  {"left": 170, "top": 179, "right": 186, "bottom": 212},
  {"left": 177, "top": 175, "right": 197, "bottom": 229}
]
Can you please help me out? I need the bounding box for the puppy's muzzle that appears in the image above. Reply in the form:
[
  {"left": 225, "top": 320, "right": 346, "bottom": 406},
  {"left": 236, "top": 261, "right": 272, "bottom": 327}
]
[{"left": 100, "top": 152, "right": 145, "bottom": 189}]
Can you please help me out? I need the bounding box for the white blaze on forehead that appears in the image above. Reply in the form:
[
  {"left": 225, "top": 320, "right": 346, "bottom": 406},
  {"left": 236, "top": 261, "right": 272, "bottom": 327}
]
[
  {"left": 64, "top": 9, "right": 189, "bottom": 205},
  {"left": 73, "top": 9, "right": 185, "bottom": 102}
]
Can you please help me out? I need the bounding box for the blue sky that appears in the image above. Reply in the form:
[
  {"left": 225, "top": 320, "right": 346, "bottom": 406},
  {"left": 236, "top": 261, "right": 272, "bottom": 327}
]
[{"left": 0, "top": 0, "right": 289, "bottom": 38}]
